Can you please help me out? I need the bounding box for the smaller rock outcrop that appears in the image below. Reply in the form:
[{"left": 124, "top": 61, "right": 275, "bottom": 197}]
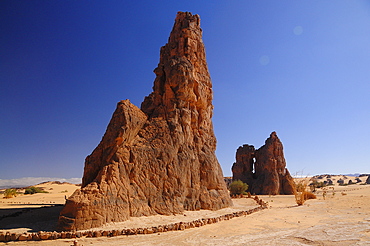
[
  {"left": 366, "top": 176, "right": 370, "bottom": 184},
  {"left": 231, "top": 132, "right": 295, "bottom": 195}
]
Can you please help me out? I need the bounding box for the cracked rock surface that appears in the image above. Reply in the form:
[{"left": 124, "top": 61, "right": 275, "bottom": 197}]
[{"left": 57, "top": 12, "right": 231, "bottom": 231}]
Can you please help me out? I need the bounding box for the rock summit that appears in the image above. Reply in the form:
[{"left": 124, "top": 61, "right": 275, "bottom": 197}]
[{"left": 57, "top": 12, "right": 231, "bottom": 231}]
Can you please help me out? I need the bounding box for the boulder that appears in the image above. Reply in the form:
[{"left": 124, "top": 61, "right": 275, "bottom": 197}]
[
  {"left": 18, "top": 234, "right": 28, "bottom": 241},
  {"left": 57, "top": 11, "right": 231, "bottom": 231},
  {"left": 231, "top": 132, "right": 295, "bottom": 195}
]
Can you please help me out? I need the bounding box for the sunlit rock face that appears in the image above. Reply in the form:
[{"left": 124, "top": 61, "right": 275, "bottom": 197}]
[
  {"left": 232, "top": 132, "right": 295, "bottom": 195},
  {"left": 366, "top": 176, "right": 370, "bottom": 184},
  {"left": 57, "top": 11, "right": 232, "bottom": 231}
]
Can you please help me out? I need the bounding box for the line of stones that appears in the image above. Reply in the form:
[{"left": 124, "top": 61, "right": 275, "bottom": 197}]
[{"left": 0, "top": 198, "right": 268, "bottom": 242}]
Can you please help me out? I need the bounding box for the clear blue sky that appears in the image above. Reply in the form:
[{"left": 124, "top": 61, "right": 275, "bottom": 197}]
[{"left": 1, "top": 1, "right": 370, "bottom": 182}]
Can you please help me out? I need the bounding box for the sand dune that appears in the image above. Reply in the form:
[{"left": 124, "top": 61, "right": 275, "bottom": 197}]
[{"left": 1, "top": 176, "right": 370, "bottom": 245}]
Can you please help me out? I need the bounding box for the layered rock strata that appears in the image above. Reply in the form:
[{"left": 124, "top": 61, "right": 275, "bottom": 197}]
[
  {"left": 57, "top": 11, "right": 231, "bottom": 231},
  {"left": 232, "top": 132, "right": 295, "bottom": 195}
]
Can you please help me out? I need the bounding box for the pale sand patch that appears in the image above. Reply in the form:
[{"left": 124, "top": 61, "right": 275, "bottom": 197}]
[
  {"left": 0, "top": 182, "right": 79, "bottom": 233},
  {"left": 1, "top": 178, "right": 370, "bottom": 245},
  {"left": 0, "top": 182, "right": 79, "bottom": 210}
]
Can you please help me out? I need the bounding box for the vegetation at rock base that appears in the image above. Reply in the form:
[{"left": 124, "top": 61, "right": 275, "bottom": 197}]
[
  {"left": 3, "top": 188, "right": 17, "bottom": 198},
  {"left": 229, "top": 180, "right": 249, "bottom": 196},
  {"left": 24, "top": 186, "right": 48, "bottom": 195}
]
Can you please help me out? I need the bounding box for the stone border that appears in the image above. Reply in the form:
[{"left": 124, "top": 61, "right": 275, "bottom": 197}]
[{"left": 0, "top": 197, "right": 268, "bottom": 242}]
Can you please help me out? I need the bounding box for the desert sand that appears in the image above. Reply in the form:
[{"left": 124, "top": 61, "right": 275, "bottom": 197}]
[{"left": 1, "top": 176, "right": 370, "bottom": 245}]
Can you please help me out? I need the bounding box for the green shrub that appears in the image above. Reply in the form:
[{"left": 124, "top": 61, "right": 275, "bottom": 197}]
[
  {"left": 229, "top": 180, "right": 248, "bottom": 195},
  {"left": 4, "top": 188, "right": 17, "bottom": 198},
  {"left": 309, "top": 180, "right": 327, "bottom": 192},
  {"left": 24, "top": 186, "right": 48, "bottom": 195}
]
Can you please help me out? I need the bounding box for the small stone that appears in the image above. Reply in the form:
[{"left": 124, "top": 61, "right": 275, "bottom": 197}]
[
  {"left": 18, "top": 234, "right": 28, "bottom": 241},
  {"left": 39, "top": 232, "right": 49, "bottom": 240}
]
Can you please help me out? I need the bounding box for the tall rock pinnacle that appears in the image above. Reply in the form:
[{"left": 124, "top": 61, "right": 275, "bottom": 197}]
[
  {"left": 232, "top": 132, "right": 295, "bottom": 195},
  {"left": 57, "top": 12, "right": 232, "bottom": 231}
]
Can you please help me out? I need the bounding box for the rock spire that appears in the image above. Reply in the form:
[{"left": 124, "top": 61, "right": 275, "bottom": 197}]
[
  {"left": 57, "top": 11, "right": 231, "bottom": 231},
  {"left": 232, "top": 132, "right": 295, "bottom": 195}
]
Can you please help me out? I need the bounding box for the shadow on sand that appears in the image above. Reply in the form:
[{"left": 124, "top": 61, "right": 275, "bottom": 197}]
[{"left": 0, "top": 205, "right": 64, "bottom": 232}]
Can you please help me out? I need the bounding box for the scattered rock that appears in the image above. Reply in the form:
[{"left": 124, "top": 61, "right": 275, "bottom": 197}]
[
  {"left": 39, "top": 232, "right": 50, "bottom": 240},
  {"left": 18, "top": 234, "right": 28, "bottom": 241},
  {"left": 0, "top": 233, "right": 5, "bottom": 242}
]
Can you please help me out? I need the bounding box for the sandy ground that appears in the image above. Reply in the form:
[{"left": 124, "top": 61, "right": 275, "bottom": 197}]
[
  {"left": 0, "top": 182, "right": 79, "bottom": 209},
  {"left": 1, "top": 177, "right": 370, "bottom": 245},
  {"left": 0, "top": 182, "right": 79, "bottom": 233}
]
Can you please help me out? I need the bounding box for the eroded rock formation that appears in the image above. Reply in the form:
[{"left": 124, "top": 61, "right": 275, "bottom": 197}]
[
  {"left": 57, "top": 11, "right": 231, "bottom": 231},
  {"left": 232, "top": 132, "right": 295, "bottom": 195}
]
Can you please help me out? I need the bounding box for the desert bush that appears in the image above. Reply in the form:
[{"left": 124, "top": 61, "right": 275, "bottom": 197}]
[
  {"left": 229, "top": 180, "right": 248, "bottom": 196},
  {"left": 303, "top": 191, "right": 317, "bottom": 200},
  {"left": 4, "top": 188, "right": 17, "bottom": 198},
  {"left": 294, "top": 179, "right": 316, "bottom": 206},
  {"left": 296, "top": 181, "right": 306, "bottom": 192},
  {"left": 24, "top": 186, "right": 48, "bottom": 195},
  {"left": 337, "top": 179, "right": 344, "bottom": 185},
  {"left": 309, "top": 180, "right": 327, "bottom": 192}
]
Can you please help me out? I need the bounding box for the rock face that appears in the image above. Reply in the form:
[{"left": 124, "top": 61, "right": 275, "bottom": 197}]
[
  {"left": 57, "top": 12, "right": 231, "bottom": 231},
  {"left": 232, "top": 132, "right": 295, "bottom": 195},
  {"left": 366, "top": 176, "right": 370, "bottom": 184}
]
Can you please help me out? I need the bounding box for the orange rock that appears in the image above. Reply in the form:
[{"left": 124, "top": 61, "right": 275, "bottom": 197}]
[
  {"left": 18, "top": 234, "right": 28, "bottom": 241},
  {"left": 39, "top": 232, "right": 50, "bottom": 240},
  {"left": 57, "top": 11, "right": 231, "bottom": 231},
  {"left": 232, "top": 132, "right": 295, "bottom": 195}
]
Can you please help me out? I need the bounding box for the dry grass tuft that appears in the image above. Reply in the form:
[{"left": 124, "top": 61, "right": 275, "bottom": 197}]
[
  {"left": 303, "top": 191, "right": 317, "bottom": 200},
  {"left": 294, "top": 178, "right": 316, "bottom": 206}
]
